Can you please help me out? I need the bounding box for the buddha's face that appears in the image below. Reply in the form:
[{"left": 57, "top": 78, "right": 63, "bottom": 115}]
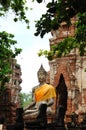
[{"left": 38, "top": 71, "right": 46, "bottom": 84}]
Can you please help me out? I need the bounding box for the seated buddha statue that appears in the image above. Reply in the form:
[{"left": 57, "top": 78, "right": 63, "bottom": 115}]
[{"left": 23, "top": 65, "right": 56, "bottom": 120}]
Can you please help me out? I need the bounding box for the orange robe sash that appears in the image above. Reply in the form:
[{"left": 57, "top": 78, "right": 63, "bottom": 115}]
[{"left": 35, "top": 84, "right": 56, "bottom": 102}]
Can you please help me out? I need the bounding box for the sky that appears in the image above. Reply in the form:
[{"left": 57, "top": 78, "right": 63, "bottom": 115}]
[{"left": 0, "top": 0, "right": 52, "bottom": 93}]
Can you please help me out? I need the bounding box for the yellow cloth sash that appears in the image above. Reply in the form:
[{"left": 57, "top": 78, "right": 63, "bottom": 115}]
[{"left": 35, "top": 84, "right": 56, "bottom": 102}]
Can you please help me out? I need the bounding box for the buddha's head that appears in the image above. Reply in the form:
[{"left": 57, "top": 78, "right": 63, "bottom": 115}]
[{"left": 37, "top": 64, "right": 47, "bottom": 84}]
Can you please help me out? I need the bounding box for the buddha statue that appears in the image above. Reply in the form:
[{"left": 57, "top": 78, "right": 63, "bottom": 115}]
[{"left": 23, "top": 65, "right": 56, "bottom": 120}]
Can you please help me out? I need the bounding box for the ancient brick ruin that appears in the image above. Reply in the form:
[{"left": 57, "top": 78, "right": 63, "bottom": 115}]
[
  {"left": 0, "top": 59, "right": 22, "bottom": 125},
  {"left": 48, "top": 16, "right": 86, "bottom": 122}
]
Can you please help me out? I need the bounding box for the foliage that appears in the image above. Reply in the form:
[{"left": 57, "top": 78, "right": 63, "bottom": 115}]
[
  {"left": 35, "top": 0, "right": 86, "bottom": 38},
  {"left": 75, "top": 12, "right": 86, "bottom": 56},
  {"left": 36, "top": 0, "right": 86, "bottom": 60},
  {"left": 0, "top": 0, "right": 86, "bottom": 59},
  {"left": 19, "top": 92, "right": 32, "bottom": 108},
  {"left": 0, "top": 0, "right": 29, "bottom": 28},
  {"left": 38, "top": 12, "right": 86, "bottom": 60},
  {"left": 0, "top": 0, "right": 31, "bottom": 94},
  {"left": 0, "top": 31, "right": 22, "bottom": 93},
  {"left": 38, "top": 37, "right": 77, "bottom": 60}
]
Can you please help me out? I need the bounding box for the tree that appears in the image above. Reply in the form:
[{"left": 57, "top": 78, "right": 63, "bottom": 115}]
[
  {"left": 0, "top": 0, "right": 86, "bottom": 59},
  {"left": 0, "top": 31, "right": 22, "bottom": 93},
  {"left": 0, "top": 0, "right": 30, "bottom": 93},
  {"left": 35, "top": 0, "right": 86, "bottom": 37},
  {"left": 19, "top": 92, "right": 32, "bottom": 108},
  {"left": 35, "top": 0, "right": 86, "bottom": 60},
  {"left": 0, "top": 0, "right": 29, "bottom": 28}
]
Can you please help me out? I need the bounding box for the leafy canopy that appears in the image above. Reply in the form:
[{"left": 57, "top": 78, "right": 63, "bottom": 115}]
[
  {"left": 35, "top": 0, "right": 86, "bottom": 38},
  {"left": 35, "top": 0, "right": 86, "bottom": 60},
  {"left": 19, "top": 92, "right": 32, "bottom": 108},
  {"left": 0, "top": 0, "right": 29, "bottom": 28}
]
